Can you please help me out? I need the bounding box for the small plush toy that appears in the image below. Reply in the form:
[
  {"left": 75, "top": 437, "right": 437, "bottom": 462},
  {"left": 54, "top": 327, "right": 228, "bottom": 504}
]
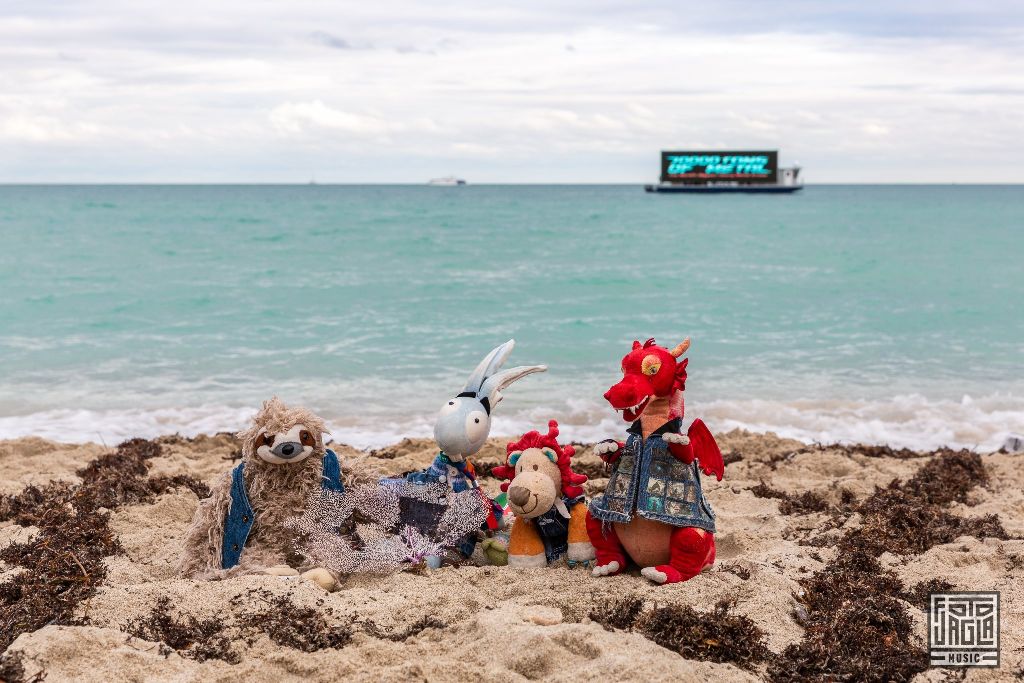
[
  {"left": 178, "top": 397, "right": 342, "bottom": 590},
  {"left": 492, "top": 420, "right": 594, "bottom": 567},
  {"left": 389, "top": 339, "right": 546, "bottom": 564},
  {"left": 587, "top": 338, "right": 724, "bottom": 585}
]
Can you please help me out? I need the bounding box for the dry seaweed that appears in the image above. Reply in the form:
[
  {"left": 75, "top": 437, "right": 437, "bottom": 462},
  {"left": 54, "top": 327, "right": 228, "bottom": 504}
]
[
  {"left": 0, "top": 438, "right": 204, "bottom": 652},
  {"left": 770, "top": 450, "right": 1006, "bottom": 682},
  {"left": 588, "top": 595, "right": 644, "bottom": 631},
  {"left": 0, "top": 650, "right": 45, "bottom": 683},
  {"left": 817, "top": 443, "right": 932, "bottom": 459},
  {"left": 0, "top": 482, "right": 75, "bottom": 527},
  {"left": 899, "top": 449, "right": 989, "bottom": 505},
  {"left": 147, "top": 474, "right": 210, "bottom": 500},
  {"left": 717, "top": 563, "right": 752, "bottom": 580},
  {"left": 0, "top": 483, "right": 119, "bottom": 651},
  {"left": 124, "top": 597, "right": 240, "bottom": 664},
  {"left": 750, "top": 482, "right": 830, "bottom": 515},
  {"left": 843, "top": 491, "right": 1008, "bottom": 557},
  {"left": 771, "top": 549, "right": 926, "bottom": 682},
  {"left": 636, "top": 598, "right": 772, "bottom": 671},
  {"left": 588, "top": 596, "right": 770, "bottom": 671},
  {"left": 232, "top": 589, "right": 352, "bottom": 652},
  {"left": 838, "top": 450, "right": 1008, "bottom": 558},
  {"left": 361, "top": 615, "right": 446, "bottom": 641},
  {"left": 902, "top": 579, "right": 955, "bottom": 611},
  {"left": 722, "top": 450, "right": 744, "bottom": 466}
]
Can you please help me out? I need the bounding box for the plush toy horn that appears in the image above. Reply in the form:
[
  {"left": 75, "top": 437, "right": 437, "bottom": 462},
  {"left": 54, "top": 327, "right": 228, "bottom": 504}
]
[{"left": 670, "top": 338, "right": 691, "bottom": 358}]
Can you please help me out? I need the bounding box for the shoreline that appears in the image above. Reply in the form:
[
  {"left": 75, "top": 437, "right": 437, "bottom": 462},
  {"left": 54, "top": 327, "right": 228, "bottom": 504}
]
[{"left": 2, "top": 390, "right": 1021, "bottom": 454}]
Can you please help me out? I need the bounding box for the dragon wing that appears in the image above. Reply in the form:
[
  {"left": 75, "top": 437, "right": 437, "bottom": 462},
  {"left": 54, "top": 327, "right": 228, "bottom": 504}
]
[{"left": 687, "top": 418, "right": 724, "bottom": 481}]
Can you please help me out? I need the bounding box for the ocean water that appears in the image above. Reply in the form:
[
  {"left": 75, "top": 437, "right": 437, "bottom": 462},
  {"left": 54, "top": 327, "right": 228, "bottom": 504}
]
[{"left": 1, "top": 184, "right": 1021, "bottom": 450}]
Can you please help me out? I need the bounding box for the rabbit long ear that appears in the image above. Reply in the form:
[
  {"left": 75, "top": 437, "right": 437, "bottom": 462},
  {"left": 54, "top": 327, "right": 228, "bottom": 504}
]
[
  {"left": 462, "top": 339, "right": 516, "bottom": 394},
  {"left": 479, "top": 364, "right": 547, "bottom": 407}
]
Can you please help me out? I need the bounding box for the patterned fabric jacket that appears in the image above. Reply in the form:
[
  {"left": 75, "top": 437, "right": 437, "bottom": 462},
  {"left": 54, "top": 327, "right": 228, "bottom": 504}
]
[
  {"left": 404, "top": 452, "right": 475, "bottom": 492},
  {"left": 383, "top": 452, "right": 502, "bottom": 557},
  {"left": 589, "top": 418, "right": 716, "bottom": 532},
  {"left": 221, "top": 449, "right": 344, "bottom": 569}
]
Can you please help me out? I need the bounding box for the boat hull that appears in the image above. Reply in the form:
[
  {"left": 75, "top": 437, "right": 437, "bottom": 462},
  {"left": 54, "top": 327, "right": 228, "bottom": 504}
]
[{"left": 645, "top": 184, "right": 802, "bottom": 194}]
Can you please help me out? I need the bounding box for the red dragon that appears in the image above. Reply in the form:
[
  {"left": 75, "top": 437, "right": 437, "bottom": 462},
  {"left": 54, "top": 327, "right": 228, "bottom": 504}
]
[{"left": 586, "top": 337, "right": 724, "bottom": 584}]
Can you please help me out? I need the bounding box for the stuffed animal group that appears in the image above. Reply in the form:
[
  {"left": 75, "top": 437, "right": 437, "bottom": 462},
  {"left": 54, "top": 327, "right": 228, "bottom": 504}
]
[{"left": 179, "top": 336, "right": 724, "bottom": 589}]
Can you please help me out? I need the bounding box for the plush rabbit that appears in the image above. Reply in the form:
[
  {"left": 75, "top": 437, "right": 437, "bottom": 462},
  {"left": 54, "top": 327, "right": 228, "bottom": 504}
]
[
  {"left": 433, "top": 339, "right": 547, "bottom": 462},
  {"left": 389, "top": 339, "right": 546, "bottom": 565}
]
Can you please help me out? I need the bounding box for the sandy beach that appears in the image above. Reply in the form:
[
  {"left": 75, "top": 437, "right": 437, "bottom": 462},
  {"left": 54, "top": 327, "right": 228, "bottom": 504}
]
[{"left": 1, "top": 430, "right": 1020, "bottom": 682}]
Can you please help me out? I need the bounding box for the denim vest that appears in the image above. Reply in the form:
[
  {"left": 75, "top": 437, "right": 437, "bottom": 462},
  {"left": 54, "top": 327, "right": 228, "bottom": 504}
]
[
  {"left": 221, "top": 449, "right": 343, "bottom": 569},
  {"left": 403, "top": 452, "right": 474, "bottom": 493},
  {"left": 532, "top": 494, "right": 585, "bottom": 563},
  {"left": 590, "top": 419, "right": 715, "bottom": 533}
]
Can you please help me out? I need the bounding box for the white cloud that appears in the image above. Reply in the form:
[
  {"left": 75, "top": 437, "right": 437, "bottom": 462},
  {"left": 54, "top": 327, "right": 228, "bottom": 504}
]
[
  {"left": 0, "top": 1, "right": 1021, "bottom": 181},
  {"left": 269, "top": 101, "right": 391, "bottom": 136},
  {"left": 861, "top": 122, "right": 890, "bottom": 136}
]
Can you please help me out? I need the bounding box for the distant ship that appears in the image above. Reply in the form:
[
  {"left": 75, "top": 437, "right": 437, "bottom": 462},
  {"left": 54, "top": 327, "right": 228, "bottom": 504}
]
[
  {"left": 428, "top": 176, "right": 467, "bottom": 186},
  {"left": 645, "top": 150, "right": 802, "bottom": 193}
]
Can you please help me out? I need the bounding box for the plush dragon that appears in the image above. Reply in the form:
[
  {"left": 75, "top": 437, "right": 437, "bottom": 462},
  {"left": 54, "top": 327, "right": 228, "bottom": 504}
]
[{"left": 587, "top": 337, "right": 724, "bottom": 585}]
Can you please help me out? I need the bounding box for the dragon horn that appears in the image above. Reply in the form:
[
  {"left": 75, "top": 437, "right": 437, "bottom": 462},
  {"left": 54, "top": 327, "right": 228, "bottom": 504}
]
[{"left": 669, "top": 338, "right": 691, "bottom": 358}]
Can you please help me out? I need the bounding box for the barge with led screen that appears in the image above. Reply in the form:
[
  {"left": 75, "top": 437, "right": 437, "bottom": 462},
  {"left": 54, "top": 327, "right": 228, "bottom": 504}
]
[{"left": 645, "top": 150, "right": 802, "bottom": 193}]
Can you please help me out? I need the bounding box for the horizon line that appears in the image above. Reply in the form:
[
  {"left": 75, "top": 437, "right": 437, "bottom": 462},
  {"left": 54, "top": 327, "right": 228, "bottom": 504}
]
[{"left": 2, "top": 182, "right": 1024, "bottom": 187}]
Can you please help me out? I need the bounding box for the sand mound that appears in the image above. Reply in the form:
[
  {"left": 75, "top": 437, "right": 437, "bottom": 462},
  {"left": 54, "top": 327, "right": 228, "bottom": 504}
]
[{"left": 1, "top": 430, "right": 1021, "bottom": 681}]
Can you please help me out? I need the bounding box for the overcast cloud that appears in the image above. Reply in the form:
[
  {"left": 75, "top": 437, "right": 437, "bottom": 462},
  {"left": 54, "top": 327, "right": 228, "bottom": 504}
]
[{"left": 1, "top": 1, "right": 1022, "bottom": 182}]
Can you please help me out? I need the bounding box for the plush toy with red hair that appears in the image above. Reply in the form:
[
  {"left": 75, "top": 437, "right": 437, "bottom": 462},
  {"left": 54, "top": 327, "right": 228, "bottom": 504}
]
[{"left": 491, "top": 420, "right": 594, "bottom": 567}]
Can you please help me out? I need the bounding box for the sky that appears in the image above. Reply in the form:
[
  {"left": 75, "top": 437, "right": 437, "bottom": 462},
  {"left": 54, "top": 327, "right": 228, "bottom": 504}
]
[{"left": 1, "top": 1, "right": 1022, "bottom": 183}]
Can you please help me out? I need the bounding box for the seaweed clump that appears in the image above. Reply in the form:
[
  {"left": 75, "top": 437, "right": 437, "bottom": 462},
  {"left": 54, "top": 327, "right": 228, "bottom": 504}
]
[
  {"left": 120, "top": 589, "right": 356, "bottom": 664},
  {"left": 362, "top": 615, "right": 446, "bottom": 641},
  {"left": 125, "top": 596, "right": 240, "bottom": 664},
  {"left": 0, "top": 439, "right": 207, "bottom": 652},
  {"left": 841, "top": 450, "right": 1008, "bottom": 558},
  {"left": 589, "top": 596, "right": 771, "bottom": 671},
  {"left": 902, "top": 579, "right": 955, "bottom": 611},
  {"left": 233, "top": 589, "right": 352, "bottom": 652},
  {"left": 771, "top": 550, "right": 926, "bottom": 682},
  {"left": 750, "top": 483, "right": 830, "bottom": 515},
  {"left": 771, "top": 450, "right": 1008, "bottom": 682},
  {"left": 588, "top": 595, "right": 645, "bottom": 632},
  {"left": 0, "top": 650, "right": 45, "bottom": 683}
]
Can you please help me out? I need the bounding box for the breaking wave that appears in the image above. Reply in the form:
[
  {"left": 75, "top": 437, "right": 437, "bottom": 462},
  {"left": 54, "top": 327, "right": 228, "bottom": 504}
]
[{"left": 1, "top": 393, "right": 1021, "bottom": 453}]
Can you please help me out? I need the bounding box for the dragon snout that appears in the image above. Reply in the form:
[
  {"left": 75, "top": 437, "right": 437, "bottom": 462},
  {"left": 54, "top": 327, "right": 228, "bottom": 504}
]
[
  {"left": 508, "top": 485, "right": 532, "bottom": 507},
  {"left": 604, "top": 376, "right": 649, "bottom": 408}
]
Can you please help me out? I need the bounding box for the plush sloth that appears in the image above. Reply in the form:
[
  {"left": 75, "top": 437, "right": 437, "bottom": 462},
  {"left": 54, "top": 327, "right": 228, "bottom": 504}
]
[{"left": 178, "top": 397, "right": 342, "bottom": 590}]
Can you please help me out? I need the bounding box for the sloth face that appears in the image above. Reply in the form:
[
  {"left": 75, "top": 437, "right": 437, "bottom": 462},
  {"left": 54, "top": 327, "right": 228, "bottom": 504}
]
[{"left": 254, "top": 424, "right": 317, "bottom": 464}]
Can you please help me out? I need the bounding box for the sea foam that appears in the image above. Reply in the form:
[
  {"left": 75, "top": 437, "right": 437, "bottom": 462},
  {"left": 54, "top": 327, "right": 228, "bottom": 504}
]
[{"left": 1, "top": 393, "right": 1021, "bottom": 453}]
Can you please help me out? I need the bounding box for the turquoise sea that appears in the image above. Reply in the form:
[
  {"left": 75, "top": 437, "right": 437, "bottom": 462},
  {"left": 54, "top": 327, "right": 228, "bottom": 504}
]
[{"left": 1, "top": 184, "right": 1021, "bottom": 450}]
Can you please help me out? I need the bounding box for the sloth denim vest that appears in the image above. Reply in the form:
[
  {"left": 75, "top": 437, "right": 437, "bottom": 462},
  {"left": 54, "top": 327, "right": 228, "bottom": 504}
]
[
  {"left": 590, "top": 418, "right": 716, "bottom": 533},
  {"left": 221, "top": 449, "right": 344, "bottom": 569}
]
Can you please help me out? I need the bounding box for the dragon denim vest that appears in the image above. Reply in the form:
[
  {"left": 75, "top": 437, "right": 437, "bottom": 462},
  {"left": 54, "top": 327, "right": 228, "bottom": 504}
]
[
  {"left": 221, "top": 449, "right": 344, "bottom": 569},
  {"left": 590, "top": 418, "right": 716, "bottom": 533},
  {"left": 531, "top": 494, "right": 585, "bottom": 563}
]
